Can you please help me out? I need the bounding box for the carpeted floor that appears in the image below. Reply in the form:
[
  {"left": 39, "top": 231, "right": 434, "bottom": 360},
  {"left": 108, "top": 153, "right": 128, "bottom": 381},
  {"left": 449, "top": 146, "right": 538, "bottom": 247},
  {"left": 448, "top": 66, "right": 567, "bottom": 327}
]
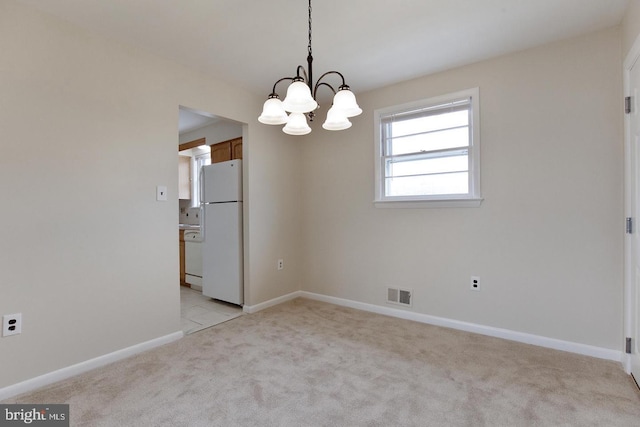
[{"left": 4, "top": 298, "right": 640, "bottom": 426}]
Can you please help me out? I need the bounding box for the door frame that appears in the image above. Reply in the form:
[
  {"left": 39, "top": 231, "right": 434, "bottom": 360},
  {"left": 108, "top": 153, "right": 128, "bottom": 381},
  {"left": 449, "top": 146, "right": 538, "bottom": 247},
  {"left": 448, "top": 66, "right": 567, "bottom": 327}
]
[{"left": 623, "top": 33, "right": 640, "bottom": 375}]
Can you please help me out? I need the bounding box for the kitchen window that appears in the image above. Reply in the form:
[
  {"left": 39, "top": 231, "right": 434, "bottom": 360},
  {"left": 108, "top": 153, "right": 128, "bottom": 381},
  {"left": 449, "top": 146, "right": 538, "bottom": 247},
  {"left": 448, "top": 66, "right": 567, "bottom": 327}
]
[
  {"left": 374, "top": 88, "right": 482, "bottom": 208},
  {"left": 190, "top": 152, "right": 211, "bottom": 208}
]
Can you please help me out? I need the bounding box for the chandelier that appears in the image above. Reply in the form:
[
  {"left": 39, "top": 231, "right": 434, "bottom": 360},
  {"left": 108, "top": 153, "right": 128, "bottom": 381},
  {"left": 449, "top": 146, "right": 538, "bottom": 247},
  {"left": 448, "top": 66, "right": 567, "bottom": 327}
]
[{"left": 258, "top": 0, "right": 362, "bottom": 135}]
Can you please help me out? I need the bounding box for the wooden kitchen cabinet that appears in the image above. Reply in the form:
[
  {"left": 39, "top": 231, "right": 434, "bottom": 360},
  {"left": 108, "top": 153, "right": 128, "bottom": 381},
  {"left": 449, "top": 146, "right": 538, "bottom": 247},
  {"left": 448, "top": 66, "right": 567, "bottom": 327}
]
[
  {"left": 178, "top": 155, "right": 191, "bottom": 200},
  {"left": 210, "top": 141, "right": 231, "bottom": 163},
  {"left": 210, "top": 137, "right": 242, "bottom": 163},
  {"left": 179, "top": 230, "right": 186, "bottom": 286},
  {"left": 231, "top": 138, "right": 243, "bottom": 160}
]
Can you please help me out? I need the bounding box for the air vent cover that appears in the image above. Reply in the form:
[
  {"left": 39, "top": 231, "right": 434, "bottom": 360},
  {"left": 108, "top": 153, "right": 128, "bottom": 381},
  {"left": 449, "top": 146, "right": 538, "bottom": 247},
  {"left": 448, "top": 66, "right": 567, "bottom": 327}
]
[{"left": 387, "top": 287, "right": 412, "bottom": 307}]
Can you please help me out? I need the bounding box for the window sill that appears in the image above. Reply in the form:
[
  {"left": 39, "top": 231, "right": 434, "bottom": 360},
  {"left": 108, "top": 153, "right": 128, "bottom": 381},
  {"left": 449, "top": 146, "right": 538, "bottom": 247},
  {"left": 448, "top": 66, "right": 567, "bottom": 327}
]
[{"left": 374, "top": 198, "right": 483, "bottom": 209}]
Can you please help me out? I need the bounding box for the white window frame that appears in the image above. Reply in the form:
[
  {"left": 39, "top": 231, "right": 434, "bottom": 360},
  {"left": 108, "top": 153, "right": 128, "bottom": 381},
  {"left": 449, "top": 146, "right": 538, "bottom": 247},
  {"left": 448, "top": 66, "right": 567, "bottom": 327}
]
[
  {"left": 190, "top": 152, "right": 211, "bottom": 208},
  {"left": 374, "top": 87, "right": 482, "bottom": 208}
]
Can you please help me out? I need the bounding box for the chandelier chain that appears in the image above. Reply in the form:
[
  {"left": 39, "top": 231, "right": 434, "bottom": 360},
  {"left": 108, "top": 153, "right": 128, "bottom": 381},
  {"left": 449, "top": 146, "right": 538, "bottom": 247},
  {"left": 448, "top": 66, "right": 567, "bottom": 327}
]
[{"left": 308, "top": 0, "right": 312, "bottom": 56}]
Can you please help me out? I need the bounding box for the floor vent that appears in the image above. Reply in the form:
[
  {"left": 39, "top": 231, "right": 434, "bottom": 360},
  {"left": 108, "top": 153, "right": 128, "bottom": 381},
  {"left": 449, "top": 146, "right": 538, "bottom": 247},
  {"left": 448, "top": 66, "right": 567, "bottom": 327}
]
[{"left": 387, "top": 287, "right": 412, "bottom": 307}]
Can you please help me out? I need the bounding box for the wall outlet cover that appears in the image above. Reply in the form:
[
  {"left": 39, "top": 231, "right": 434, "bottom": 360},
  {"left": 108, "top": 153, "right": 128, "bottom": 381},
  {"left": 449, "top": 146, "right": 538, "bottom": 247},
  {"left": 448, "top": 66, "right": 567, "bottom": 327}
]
[{"left": 3, "top": 313, "right": 22, "bottom": 337}]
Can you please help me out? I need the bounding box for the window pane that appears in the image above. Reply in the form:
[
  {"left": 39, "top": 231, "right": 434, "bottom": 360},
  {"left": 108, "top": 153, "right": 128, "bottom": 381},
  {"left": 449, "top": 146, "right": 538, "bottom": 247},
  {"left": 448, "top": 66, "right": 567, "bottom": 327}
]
[
  {"left": 386, "top": 153, "right": 468, "bottom": 177},
  {"left": 388, "top": 127, "right": 469, "bottom": 155},
  {"left": 390, "top": 110, "right": 468, "bottom": 138},
  {"left": 375, "top": 89, "right": 479, "bottom": 203},
  {"left": 385, "top": 172, "right": 469, "bottom": 197},
  {"left": 191, "top": 154, "right": 212, "bottom": 208}
]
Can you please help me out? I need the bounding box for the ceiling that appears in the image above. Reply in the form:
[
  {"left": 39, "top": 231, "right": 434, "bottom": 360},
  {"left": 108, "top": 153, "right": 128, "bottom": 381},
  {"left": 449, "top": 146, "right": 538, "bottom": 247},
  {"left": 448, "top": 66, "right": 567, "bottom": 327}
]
[
  {"left": 178, "top": 107, "right": 219, "bottom": 134},
  {"left": 19, "top": 0, "right": 630, "bottom": 101}
]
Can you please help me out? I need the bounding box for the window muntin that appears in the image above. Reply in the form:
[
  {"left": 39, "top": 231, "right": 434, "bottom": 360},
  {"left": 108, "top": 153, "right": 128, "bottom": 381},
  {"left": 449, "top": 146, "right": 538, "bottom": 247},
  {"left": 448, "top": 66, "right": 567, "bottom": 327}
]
[{"left": 375, "top": 88, "right": 480, "bottom": 205}]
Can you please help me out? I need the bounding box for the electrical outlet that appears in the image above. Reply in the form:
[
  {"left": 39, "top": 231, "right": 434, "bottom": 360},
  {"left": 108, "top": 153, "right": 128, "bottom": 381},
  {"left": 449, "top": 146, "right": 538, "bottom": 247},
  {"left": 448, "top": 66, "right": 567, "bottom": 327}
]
[
  {"left": 3, "top": 313, "right": 22, "bottom": 337},
  {"left": 277, "top": 259, "right": 284, "bottom": 270},
  {"left": 470, "top": 276, "right": 480, "bottom": 291}
]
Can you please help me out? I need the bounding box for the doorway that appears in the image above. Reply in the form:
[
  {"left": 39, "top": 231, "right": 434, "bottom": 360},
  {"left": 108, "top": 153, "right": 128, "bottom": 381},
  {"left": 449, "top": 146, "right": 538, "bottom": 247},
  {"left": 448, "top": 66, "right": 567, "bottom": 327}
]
[{"left": 178, "top": 106, "right": 245, "bottom": 334}]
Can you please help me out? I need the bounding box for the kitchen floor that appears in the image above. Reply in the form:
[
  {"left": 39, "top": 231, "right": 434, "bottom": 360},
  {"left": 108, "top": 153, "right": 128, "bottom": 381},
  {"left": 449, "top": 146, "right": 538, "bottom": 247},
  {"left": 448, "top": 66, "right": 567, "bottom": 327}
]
[{"left": 180, "top": 286, "right": 243, "bottom": 334}]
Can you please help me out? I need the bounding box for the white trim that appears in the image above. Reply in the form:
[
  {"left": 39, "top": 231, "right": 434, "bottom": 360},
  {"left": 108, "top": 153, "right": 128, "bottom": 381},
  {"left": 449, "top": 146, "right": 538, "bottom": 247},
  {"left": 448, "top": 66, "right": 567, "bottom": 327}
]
[
  {"left": 623, "top": 33, "right": 640, "bottom": 374},
  {"left": 299, "top": 291, "right": 623, "bottom": 363},
  {"left": 0, "top": 331, "right": 183, "bottom": 401},
  {"left": 242, "top": 291, "right": 303, "bottom": 314},
  {"left": 374, "top": 198, "right": 483, "bottom": 209},
  {"left": 2, "top": 287, "right": 623, "bottom": 401},
  {"left": 624, "top": 32, "right": 640, "bottom": 71},
  {"left": 374, "top": 87, "right": 481, "bottom": 205}
]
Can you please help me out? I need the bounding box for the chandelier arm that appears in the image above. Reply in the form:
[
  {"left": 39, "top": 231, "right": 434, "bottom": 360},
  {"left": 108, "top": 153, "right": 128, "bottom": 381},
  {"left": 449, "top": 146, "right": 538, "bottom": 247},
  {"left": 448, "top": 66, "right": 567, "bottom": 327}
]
[
  {"left": 312, "top": 71, "right": 347, "bottom": 97},
  {"left": 316, "top": 71, "right": 347, "bottom": 86},
  {"left": 296, "top": 65, "right": 310, "bottom": 83},
  {"left": 313, "top": 82, "right": 337, "bottom": 100},
  {"left": 270, "top": 76, "right": 296, "bottom": 97}
]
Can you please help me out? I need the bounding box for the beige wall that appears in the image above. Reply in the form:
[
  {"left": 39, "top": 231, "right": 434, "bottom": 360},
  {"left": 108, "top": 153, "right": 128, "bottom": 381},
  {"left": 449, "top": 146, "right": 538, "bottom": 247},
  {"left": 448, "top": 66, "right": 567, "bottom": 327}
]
[
  {"left": 178, "top": 119, "right": 242, "bottom": 146},
  {"left": 243, "top": 124, "right": 303, "bottom": 305},
  {"left": 301, "top": 27, "right": 624, "bottom": 350},
  {"left": 623, "top": 0, "right": 640, "bottom": 58},
  {"left": 0, "top": 0, "right": 301, "bottom": 388},
  {"left": 0, "top": 0, "right": 631, "bottom": 391}
]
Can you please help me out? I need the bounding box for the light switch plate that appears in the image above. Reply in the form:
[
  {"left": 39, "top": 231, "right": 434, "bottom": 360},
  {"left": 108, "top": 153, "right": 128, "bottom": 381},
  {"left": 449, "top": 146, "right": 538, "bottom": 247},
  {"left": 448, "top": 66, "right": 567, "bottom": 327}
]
[{"left": 156, "top": 185, "right": 168, "bottom": 201}]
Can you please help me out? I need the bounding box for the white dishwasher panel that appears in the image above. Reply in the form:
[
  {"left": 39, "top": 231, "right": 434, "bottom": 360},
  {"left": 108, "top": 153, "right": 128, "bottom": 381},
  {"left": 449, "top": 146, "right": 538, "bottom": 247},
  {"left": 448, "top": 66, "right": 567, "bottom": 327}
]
[{"left": 184, "top": 231, "right": 202, "bottom": 288}]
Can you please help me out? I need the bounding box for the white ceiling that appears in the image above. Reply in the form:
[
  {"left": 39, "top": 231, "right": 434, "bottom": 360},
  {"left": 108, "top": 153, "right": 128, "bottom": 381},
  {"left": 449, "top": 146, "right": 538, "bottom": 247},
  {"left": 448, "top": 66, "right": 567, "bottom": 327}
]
[
  {"left": 178, "top": 107, "right": 219, "bottom": 134},
  {"left": 19, "top": 0, "right": 630, "bottom": 100}
]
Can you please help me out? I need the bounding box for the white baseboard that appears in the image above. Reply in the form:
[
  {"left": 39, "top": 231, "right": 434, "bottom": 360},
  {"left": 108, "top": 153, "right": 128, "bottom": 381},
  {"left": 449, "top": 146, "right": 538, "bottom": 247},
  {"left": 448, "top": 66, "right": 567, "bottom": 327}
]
[
  {"left": 623, "top": 354, "right": 631, "bottom": 374},
  {"left": 2, "top": 291, "right": 623, "bottom": 401},
  {"left": 0, "top": 331, "right": 183, "bottom": 401},
  {"left": 185, "top": 275, "right": 202, "bottom": 288},
  {"left": 298, "top": 291, "right": 623, "bottom": 363},
  {"left": 243, "top": 291, "right": 303, "bottom": 314}
]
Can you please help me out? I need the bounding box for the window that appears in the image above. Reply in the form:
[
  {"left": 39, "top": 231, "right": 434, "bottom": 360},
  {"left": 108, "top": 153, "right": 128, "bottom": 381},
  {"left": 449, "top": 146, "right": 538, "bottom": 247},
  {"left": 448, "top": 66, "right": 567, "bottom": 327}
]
[
  {"left": 374, "top": 88, "right": 481, "bottom": 208},
  {"left": 190, "top": 151, "right": 211, "bottom": 208}
]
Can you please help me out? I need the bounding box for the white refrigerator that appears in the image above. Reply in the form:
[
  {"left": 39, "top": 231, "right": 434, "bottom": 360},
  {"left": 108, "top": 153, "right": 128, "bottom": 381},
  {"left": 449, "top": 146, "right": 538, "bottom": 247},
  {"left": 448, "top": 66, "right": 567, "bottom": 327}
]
[{"left": 200, "top": 159, "right": 243, "bottom": 305}]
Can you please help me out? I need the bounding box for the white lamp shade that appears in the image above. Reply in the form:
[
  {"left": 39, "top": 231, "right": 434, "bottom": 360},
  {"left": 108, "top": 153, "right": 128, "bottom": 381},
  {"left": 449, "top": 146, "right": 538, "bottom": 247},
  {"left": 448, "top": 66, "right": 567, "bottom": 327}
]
[
  {"left": 258, "top": 98, "right": 288, "bottom": 125},
  {"left": 282, "top": 112, "right": 312, "bottom": 135},
  {"left": 282, "top": 81, "right": 318, "bottom": 113},
  {"left": 322, "top": 106, "right": 352, "bottom": 131},
  {"left": 332, "top": 88, "right": 362, "bottom": 117}
]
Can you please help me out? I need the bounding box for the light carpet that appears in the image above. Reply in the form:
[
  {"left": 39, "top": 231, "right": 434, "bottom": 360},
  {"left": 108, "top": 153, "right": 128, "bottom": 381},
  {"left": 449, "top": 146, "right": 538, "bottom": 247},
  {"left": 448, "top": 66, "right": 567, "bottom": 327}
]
[{"left": 4, "top": 298, "right": 640, "bottom": 426}]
